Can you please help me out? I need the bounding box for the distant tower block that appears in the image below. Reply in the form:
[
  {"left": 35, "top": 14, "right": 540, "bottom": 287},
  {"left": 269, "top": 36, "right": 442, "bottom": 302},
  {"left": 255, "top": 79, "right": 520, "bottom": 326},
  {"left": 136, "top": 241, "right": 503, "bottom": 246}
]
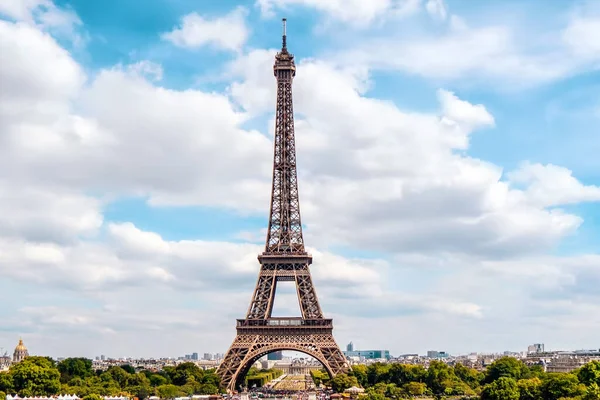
[{"left": 216, "top": 19, "right": 348, "bottom": 393}]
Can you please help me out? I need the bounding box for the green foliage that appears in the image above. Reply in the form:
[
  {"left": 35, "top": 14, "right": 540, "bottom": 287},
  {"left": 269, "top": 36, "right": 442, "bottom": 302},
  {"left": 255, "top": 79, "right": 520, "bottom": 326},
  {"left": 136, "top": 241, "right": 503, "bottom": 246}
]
[
  {"left": 167, "top": 362, "right": 204, "bottom": 386},
  {"left": 5, "top": 355, "right": 600, "bottom": 400},
  {"left": 403, "top": 381, "right": 427, "bottom": 396},
  {"left": 0, "top": 390, "right": 6, "bottom": 400},
  {"left": 484, "top": 357, "right": 529, "bottom": 384},
  {"left": 10, "top": 356, "right": 61, "bottom": 396},
  {"left": 310, "top": 369, "right": 331, "bottom": 387},
  {"left": 584, "top": 382, "right": 600, "bottom": 400},
  {"left": 3, "top": 356, "right": 220, "bottom": 398},
  {"left": 57, "top": 358, "right": 94, "bottom": 384},
  {"left": 367, "top": 363, "right": 390, "bottom": 386},
  {"left": 330, "top": 373, "right": 359, "bottom": 392},
  {"left": 350, "top": 364, "right": 368, "bottom": 387},
  {"left": 245, "top": 368, "right": 283, "bottom": 388},
  {"left": 82, "top": 394, "right": 103, "bottom": 400},
  {"left": 120, "top": 365, "right": 136, "bottom": 375},
  {"left": 0, "top": 372, "right": 14, "bottom": 393},
  {"left": 157, "top": 383, "right": 185, "bottom": 399},
  {"left": 454, "top": 362, "right": 483, "bottom": 390},
  {"left": 517, "top": 377, "right": 542, "bottom": 400},
  {"left": 541, "top": 373, "right": 586, "bottom": 400},
  {"left": 579, "top": 361, "right": 600, "bottom": 387},
  {"left": 349, "top": 358, "right": 600, "bottom": 400},
  {"left": 481, "top": 377, "right": 519, "bottom": 400}
]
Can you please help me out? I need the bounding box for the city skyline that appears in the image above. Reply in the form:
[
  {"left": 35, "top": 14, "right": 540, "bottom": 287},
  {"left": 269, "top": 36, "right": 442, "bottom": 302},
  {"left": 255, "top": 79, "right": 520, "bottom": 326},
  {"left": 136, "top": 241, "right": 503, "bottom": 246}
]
[{"left": 1, "top": 0, "right": 600, "bottom": 359}]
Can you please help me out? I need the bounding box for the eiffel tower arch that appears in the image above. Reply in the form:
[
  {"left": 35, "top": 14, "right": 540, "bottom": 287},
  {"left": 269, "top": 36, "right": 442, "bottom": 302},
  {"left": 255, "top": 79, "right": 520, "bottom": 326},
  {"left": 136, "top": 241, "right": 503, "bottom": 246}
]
[{"left": 216, "top": 19, "right": 348, "bottom": 392}]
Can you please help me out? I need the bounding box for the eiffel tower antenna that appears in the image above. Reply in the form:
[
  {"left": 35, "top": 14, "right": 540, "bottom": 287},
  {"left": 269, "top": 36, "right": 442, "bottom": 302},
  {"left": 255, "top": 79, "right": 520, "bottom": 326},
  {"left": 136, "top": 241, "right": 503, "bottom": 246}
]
[
  {"left": 282, "top": 18, "right": 287, "bottom": 50},
  {"left": 217, "top": 19, "right": 348, "bottom": 393}
]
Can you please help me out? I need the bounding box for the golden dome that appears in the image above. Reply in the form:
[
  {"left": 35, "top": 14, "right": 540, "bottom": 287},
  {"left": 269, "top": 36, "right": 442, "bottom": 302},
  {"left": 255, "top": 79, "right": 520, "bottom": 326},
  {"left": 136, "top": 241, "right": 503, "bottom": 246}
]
[{"left": 15, "top": 338, "right": 27, "bottom": 352}]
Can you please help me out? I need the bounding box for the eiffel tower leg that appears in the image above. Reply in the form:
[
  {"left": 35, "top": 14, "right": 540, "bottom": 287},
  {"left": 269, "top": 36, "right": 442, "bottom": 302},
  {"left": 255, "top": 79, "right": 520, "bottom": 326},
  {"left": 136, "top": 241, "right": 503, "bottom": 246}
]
[
  {"left": 246, "top": 273, "right": 277, "bottom": 320},
  {"left": 296, "top": 274, "right": 323, "bottom": 319},
  {"left": 217, "top": 330, "right": 349, "bottom": 393}
]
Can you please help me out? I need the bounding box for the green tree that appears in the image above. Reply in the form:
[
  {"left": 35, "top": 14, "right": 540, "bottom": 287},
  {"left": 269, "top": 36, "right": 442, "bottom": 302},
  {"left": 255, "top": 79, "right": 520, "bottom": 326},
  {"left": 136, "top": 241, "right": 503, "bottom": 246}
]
[
  {"left": 120, "top": 365, "right": 136, "bottom": 375},
  {"left": 0, "top": 390, "right": 6, "bottom": 400},
  {"left": 157, "top": 384, "right": 185, "bottom": 399},
  {"left": 403, "top": 381, "right": 426, "bottom": 396},
  {"left": 364, "top": 392, "right": 386, "bottom": 400},
  {"left": 310, "top": 370, "right": 330, "bottom": 387},
  {"left": 541, "top": 373, "right": 586, "bottom": 400},
  {"left": 351, "top": 365, "right": 368, "bottom": 387},
  {"left": 198, "top": 383, "right": 219, "bottom": 395},
  {"left": 104, "top": 366, "right": 130, "bottom": 388},
  {"left": 0, "top": 372, "right": 14, "bottom": 393},
  {"left": 170, "top": 362, "right": 204, "bottom": 386},
  {"left": 148, "top": 373, "right": 168, "bottom": 387},
  {"left": 481, "top": 377, "right": 519, "bottom": 400},
  {"left": 57, "top": 358, "right": 93, "bottom": 383},
  {"left": 579, "top": 361, "right": 600, "bottom": 387},
  {"left": 584, "top": 383, "right": 600, "bottom": 400},
  {"left": 367, "top": 363, "right": 390, "bottom": 386},
  {"left": 425, "top": 360, "right": 459, "bottom": 395},
  {"left": 82, "top": 394, "right": 103, "bottom": 400},
  {"left": 10, "top": 356, "right": 61, "bottom": 396},
  {"left": 484, "top": 357, "right": 528, "bottom": 384},
  {"left": 331, "top": 373, "right": 359, "bottom": 392},
  {"left": 444, "top": 379, "right": 476, "bottom": 396},
  {"left": 517, "top": 377, "right": 542, "bottom": 400},
  {"left": 388, "top": 364, "right": 426, "bottom": 387},
  {"left": 454, "top": 363, "right": 483, "bottom": 390},
  {"left": 528, "top": 364, "right": 545, "bottom": 379}
]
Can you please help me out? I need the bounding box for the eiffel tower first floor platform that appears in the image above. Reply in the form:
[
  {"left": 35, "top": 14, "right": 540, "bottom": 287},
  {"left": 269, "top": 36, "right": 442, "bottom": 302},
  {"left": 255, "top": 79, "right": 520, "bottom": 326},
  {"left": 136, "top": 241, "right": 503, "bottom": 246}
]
[{"left": 217, "top": 318, "right": 349, "bottom": 392}]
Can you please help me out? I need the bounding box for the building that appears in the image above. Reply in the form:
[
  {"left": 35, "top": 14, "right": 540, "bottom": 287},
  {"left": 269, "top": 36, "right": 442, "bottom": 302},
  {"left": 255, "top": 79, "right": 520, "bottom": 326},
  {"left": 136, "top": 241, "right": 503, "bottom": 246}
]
[
  {"left": 528, "top": 344, "right": 545, "bottom": 354},
  {"left": 203, "top": 353, "right": 213, "bottom": 361},
  {"left": 267, "top": 351, "right": 283, "bottom": 361},
  {"left": 13, "top": 338, "right": 29, "bottom": 363},
  {"left": 427, "top": 351, "right": 449, "bottom": 359},
  {"left": 0, "top": 351, "right": 11, "bottom": 371},
  {"left": 346, "top": 342, "right": 354, "bottom": 352},
  {"left": 344, "top": 349, "right": 391, "bottom": 360}
]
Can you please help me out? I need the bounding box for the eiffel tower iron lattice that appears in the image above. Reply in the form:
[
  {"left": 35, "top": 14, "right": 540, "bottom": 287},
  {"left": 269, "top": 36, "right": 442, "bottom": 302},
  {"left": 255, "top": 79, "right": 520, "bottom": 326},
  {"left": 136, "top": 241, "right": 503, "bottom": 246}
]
[{"left": 216, "top": 19, "right": 348, "bottom": 392}]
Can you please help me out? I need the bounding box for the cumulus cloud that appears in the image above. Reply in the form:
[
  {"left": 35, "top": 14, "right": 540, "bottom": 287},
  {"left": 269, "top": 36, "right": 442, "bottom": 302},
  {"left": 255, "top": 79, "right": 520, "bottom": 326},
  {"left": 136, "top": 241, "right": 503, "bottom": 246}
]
[
  {"left": 255, "top": 0, "right": 421, "bottom": 26},
  {"left": 161, "top": 7, "right": 249, "bottom": 51},
  {"left": 508, "top": 162, "right": 600, "bottom": 207},
  {"left": 425, "top": 0, "right": 447, "bottom": 21},
  {"left": 2, "top": 1, "right": 600, "bottom": 356},
  {"left": 226, "top": 49, "right": 594, "bottom": 258},
  {"left": 329, "top": 5, "right": 600, "bottom": 87}
]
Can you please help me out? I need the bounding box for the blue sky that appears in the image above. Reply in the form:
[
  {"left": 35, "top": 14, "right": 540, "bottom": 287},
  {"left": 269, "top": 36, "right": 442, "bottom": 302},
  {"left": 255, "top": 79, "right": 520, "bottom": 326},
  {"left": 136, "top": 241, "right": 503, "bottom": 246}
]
[{"left": 1, "top": 0, "right": 600, "bottom": 359}]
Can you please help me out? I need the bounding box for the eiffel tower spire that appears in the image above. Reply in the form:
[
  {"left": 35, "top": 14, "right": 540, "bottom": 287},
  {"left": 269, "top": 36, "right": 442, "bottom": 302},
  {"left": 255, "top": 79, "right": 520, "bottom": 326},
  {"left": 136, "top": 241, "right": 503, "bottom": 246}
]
[{"left": 264, "top": 18, "right": 304, "bottom": 254}]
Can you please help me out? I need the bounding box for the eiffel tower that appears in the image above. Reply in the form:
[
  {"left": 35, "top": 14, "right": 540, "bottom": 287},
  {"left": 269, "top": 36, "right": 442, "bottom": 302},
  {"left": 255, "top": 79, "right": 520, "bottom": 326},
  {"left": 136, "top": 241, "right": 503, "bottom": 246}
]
[{"left": 216, "top": 19, "right": 348, "bottom": 392}]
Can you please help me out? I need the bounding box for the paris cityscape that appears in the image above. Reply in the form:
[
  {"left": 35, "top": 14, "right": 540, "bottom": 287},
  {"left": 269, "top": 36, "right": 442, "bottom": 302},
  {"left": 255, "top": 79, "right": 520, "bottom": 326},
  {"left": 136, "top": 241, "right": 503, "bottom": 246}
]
[{"left": 1, "top": 0, "right": 600, "bottom": 400}]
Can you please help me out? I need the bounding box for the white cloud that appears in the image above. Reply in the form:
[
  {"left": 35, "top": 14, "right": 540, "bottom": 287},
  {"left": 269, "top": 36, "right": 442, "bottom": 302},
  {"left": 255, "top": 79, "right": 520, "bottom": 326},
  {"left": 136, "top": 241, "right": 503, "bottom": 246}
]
[
  {"left": 228, "top": 54, "right": 586, "bottom": 257},
  {"left": 255, "top": 0, "right": 421, "bottom": 26},
  {"left": 562, "top": 16, "right": 600, "bottom": 59},
  {"left": 331, "top": 7, "right": 600, "bottom": 87},
  {"left": 0, "top": 0, "right": 82, "bottom": 43},
  {"left": 161, "top": 7, "right": 249, "bottom": 51},
  {"left": 508, "top": 162, "right": 600, "bottom": 207},
  {"left": 425, "top": 0, "right": 447, "bottom": 21},
  {"left": 437, "top": 89, "right": 495, "bottom": 130},
  {"left": 2, "top": 1, "right": 600, "bottom": 356}
]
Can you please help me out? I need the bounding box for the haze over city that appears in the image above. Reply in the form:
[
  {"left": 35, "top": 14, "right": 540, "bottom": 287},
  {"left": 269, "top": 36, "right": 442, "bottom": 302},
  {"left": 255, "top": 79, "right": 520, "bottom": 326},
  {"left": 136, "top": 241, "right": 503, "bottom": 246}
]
[{"left": 1, "top": 0, "right": 600, "bottom": 361}]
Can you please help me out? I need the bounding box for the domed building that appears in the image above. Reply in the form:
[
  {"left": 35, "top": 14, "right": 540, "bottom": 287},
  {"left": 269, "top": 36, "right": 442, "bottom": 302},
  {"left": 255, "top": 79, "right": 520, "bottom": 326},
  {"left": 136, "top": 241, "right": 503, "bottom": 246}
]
[{"left": 13, "top": 338, "right": 29, "bottom": 363}]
